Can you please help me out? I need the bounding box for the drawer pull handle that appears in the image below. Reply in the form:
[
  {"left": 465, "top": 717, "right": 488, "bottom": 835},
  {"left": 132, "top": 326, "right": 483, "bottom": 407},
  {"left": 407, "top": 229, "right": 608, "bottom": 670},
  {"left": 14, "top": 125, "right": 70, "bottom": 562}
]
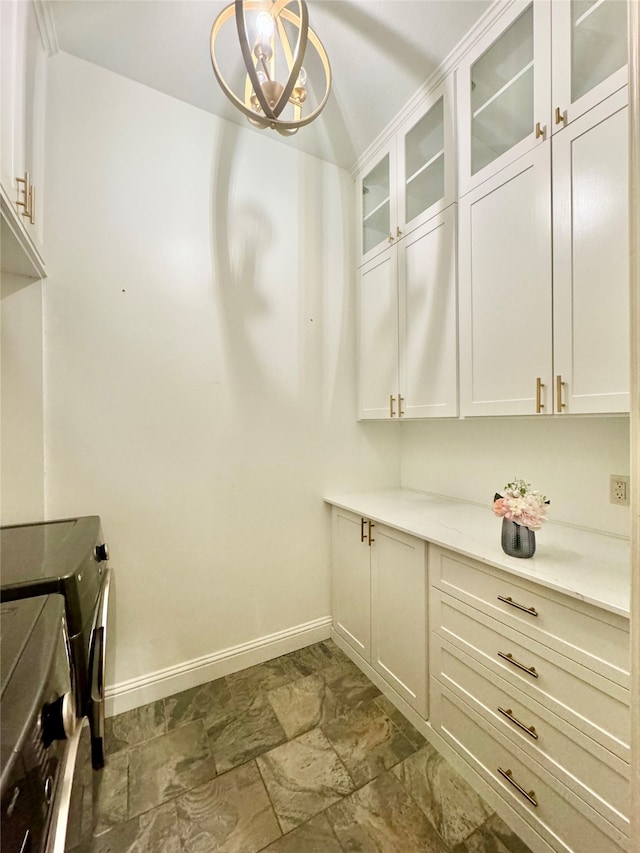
[
  {"left": 498, "top": 651, "right": 538, "bottom": 678},
  {"left": 498, "top": 767, "right": 538, "bottom": 807},
  {"left": 497, "top": 595, "right": 538, "bottom": 617},
  {"left": 498, "top": 706, "right": 538, "bottom": 739}
]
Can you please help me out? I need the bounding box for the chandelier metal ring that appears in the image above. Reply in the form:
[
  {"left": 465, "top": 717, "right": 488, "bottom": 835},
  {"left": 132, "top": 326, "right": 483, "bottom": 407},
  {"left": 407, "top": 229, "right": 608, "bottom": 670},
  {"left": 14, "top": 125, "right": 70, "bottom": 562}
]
[{"left": 210, "top": 0, "right": 331, "bottom": 136}]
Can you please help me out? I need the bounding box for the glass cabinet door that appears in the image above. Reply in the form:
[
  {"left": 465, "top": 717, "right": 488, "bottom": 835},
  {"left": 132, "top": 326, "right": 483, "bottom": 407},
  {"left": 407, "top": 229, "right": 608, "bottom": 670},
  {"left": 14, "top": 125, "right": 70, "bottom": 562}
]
[
  {"left": 470, "top": 5, "right": 534, "bottom": 177},
  {"left": 403, "top": 96, "right": 445, "bottom": 225},
  {"left": 362, "top": 154, "right": 391, "bottom": 259},
  {"left": 571, "top": 0, "right": 627, "bottom": 103}
]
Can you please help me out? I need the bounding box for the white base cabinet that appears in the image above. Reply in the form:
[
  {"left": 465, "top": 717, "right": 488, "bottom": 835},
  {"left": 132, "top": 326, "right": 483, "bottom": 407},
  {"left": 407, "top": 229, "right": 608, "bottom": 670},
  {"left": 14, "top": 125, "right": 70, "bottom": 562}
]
[
  {"left": 429, "top": 545, "right": 630, "bottom": 852},
  {"left": 331, "top": 506, "right": 428, "bottom": 717}
]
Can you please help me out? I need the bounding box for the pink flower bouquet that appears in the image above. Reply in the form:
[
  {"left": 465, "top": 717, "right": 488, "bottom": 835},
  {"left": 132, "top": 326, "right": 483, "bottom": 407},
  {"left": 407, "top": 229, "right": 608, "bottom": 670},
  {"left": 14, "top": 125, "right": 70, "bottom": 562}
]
[{"left": 492, "top": 479, "right": 549, "bottom": 531}]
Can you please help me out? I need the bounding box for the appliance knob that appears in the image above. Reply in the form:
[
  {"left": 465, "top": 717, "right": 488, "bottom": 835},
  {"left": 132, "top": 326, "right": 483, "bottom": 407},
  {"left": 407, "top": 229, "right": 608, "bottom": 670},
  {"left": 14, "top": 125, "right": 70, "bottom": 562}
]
[
  {"left": 41, "top": 692, "right": 76, "bottom": 747},
  {"left": 94, "top": 543, "right": 110, "bottom": 562}
]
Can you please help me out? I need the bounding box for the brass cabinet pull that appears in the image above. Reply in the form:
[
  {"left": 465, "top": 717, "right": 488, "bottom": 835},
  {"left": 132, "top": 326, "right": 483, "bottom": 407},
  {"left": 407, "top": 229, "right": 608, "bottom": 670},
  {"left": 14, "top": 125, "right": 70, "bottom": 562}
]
[
  {"left": 360, "top": 517, "right": 366, "bottom": 543},
  {"left": 497, "top": 595, "right": 538, "bottom": 617},
  {"left": 497, "top": 706, "right": 539, "bottom": 739},
  {"left": 556, "top": 375, "right": 566, "bottom": 412},
  {"left": 396, "top": 226, "right": 403, "bottom": 238},
  {"left": 16, "top": 172, "right": 35, "bottom": 222},
  {"left": 398, "top": 395, "right": 405, "bottom": 417},
  {"left": 497, "top": 767, "right": 538, "bottom": 807},
  {"left": 498, "top": 651, "right": 539, "bottom": 678},
  {"left": 388, "top": 232, "right": 395, "bottom": 244},
  {"left": 535, "top": 377, "right": 544, "bottom": 413},
  {"left": 368, "top": 519, "right": 375, "bottom": 546},
  {"left": 555, "top": 107, "right": 566, "bottom": 126},
  {"left": 535, "top": 122, "right": 545, "bottom": 139},
  {"left": 389, "top": 395, "right": 396, "bottom": 417}
]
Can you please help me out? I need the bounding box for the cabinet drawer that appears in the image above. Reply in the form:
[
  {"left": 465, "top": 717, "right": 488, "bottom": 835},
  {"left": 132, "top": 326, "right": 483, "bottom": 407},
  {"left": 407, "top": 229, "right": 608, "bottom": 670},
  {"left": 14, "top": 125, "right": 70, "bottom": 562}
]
[
  {"left": 432, "top": 590, "right": 630, "bottom": 761},
  {"left": 431, "top": 636, "right": 629, "bottom": 832},
  {"left": 431, "top": 547, "right": 629, "bottom": 686},
  {"left": 432, "top": 687, "right": 627, "bottom": 852}
]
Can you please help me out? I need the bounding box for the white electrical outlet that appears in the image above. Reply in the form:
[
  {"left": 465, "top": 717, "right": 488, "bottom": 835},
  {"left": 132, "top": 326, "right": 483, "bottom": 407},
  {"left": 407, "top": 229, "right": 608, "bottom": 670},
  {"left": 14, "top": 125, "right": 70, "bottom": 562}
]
[{"left": 609, "top": 475, "right": 630, "bottom": 506}]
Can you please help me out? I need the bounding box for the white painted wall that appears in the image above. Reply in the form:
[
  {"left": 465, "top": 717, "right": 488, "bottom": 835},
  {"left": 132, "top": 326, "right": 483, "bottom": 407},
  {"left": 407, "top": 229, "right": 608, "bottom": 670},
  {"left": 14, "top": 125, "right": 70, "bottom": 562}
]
[
  {"left": 1, "top": 273, "right": 45, "bottom": 524},
  {"left": 43, "top": 53, "right": 399, "bottom": 704},
  {"left": 400, "top": 416, "right": 630, "bottom": 537}
]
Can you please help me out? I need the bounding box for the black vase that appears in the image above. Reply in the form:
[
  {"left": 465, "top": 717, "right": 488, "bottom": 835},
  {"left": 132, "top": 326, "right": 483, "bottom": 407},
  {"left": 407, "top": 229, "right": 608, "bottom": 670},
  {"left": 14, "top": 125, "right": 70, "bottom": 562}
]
[{"left": 501, "top": 518, "right": 536, "bottom": 558}]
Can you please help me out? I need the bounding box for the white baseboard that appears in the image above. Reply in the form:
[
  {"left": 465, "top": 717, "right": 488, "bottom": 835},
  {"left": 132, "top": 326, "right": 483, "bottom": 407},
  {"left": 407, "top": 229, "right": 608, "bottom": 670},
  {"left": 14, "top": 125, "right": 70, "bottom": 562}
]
[{"left": 105, "top": 616, "right": 332, "bottom": 717}]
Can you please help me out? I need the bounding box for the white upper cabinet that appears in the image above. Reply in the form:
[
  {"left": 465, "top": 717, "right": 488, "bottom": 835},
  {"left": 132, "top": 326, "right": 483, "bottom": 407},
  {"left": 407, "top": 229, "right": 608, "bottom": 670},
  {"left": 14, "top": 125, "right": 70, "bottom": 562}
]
[
  {"left": 458, "top": 145, "right": 553, "bottom": 417},
  {"left": 358, "top": 207, "right": 458, "bottom": 420},
  {"left": 552, "top": 89, "right": 629, "bottom": 414},
  {"left": 1, "top": 0, "right": 48, "bottom": 256},
  {"left": 551, "top": 0, "right": 628, "bottom": 132},
  {"left": 457, "top": 0, "right": 628, "bottom": 196},
  {"left": 457, "top": 1, "right": 551, "bottom": 197},
  {"left": 358, "top": 78, "right": 455, "bottom": 264}
]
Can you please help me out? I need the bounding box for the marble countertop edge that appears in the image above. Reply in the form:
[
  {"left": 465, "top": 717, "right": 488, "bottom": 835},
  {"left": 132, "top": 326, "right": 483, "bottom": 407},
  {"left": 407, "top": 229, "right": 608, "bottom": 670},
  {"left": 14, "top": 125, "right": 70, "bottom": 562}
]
[{"left": 324, "top": 488, "right": 631, "bottom": 619}]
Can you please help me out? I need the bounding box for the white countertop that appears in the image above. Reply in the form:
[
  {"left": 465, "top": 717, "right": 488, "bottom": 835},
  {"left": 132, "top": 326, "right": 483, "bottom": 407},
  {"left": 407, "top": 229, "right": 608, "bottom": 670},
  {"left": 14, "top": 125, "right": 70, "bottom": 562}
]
[{"left": 324, "top": 489, "right": 631, "bottom": 618}]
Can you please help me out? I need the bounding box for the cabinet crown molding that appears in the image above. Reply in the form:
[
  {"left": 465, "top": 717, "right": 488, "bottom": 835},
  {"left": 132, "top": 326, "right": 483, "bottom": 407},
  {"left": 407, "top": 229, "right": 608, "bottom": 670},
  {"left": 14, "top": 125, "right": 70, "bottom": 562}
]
[{"left": 33, "top": 0, "right": 59, "bottom": 57}]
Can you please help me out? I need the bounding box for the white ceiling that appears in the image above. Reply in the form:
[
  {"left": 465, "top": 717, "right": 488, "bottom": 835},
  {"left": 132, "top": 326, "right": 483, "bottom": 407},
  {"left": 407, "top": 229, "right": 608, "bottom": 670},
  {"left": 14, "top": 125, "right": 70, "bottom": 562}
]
[{"left": 48, "top": 0, "right": 493, "bottom": 170}]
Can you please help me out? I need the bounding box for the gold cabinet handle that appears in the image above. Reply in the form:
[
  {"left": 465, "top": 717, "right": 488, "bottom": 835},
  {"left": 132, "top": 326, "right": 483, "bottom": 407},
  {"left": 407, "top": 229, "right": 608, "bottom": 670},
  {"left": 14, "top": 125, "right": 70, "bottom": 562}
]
[
  {"left": 367, "top": 519, "right": 375, "bottom": 546},
  {"left": 497, "top": 768, "right": 538, "bottom": 807},
  {"left": 28, "top": 184, "right": 35, "bottom": 224},
  {"left": 497, "top": 595, "right": 538, "bottom": 617},
  {"left": 556, "top": 375, "right": 566, "bottom": 412},
  {"left": 396, "top": 226, "right": 403, "bottom": 238},
  {"left": 497, "top": 706, "right": 539, "bottom": 740},
  {"left": 535, "top": 122, "right": 545, "bottom": 139},
  {"left": 360, "top": 517, "right": 367, "bottom": 543},
  {"left": 498, "top": 651, "right": 539, "bottom": 679},
  {"left": 398, "top": 395, "right": 405, "bottom": 417},
  {"left": 16, "top": 172, "right": 33, "bottom": 221},
  {"left": 535, "top": 377, "right": 544, "bottom": 413},
  {"left": 388, "top": 232, "right": 395, "bottom": 244},
  {"left": 389, "top": 395, "right": 396, "bottom": 417},
  {"left": 555, "top": 107, "right": 566, "bottom": 126}
]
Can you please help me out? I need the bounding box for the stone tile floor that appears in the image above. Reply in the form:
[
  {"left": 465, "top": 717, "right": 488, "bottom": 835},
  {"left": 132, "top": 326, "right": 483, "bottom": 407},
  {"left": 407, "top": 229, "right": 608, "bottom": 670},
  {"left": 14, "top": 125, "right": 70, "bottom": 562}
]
[{"left": 65, "top": 639, "right": 533, "bottom": 853}]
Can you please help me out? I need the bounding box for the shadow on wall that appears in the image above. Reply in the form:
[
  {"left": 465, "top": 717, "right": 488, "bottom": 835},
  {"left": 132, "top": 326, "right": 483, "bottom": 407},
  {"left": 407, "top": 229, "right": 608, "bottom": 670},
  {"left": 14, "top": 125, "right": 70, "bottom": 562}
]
[{"left": 208, "top": 109, "right": 357, "bottom": 433}]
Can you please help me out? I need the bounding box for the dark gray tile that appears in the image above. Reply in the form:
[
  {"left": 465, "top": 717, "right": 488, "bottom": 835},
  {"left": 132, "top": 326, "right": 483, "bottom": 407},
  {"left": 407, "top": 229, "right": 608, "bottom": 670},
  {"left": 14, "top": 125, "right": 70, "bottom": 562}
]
[
  {"left": 257, "top": 728, "right": 355, "bottom": 833},
  {"left": 392, "top": 743, "right": 493, "bottom": 846},
  {"left": 283, "top": 641, "right": 337, "bottom": 676},
  {"left": 326, "top": 771, "right": 449, "bottom": 853},
  {"left": 128, "top": 720, "right": 216, "bottom": 818},
  {"left": 105, "top": 701, "right": 166, "bottom": 754},
  {"left": 322, "top": 660, "right": 381, "bottom": 709},
  {"left": 268, "top": 673, "right": 340, "bottom": 739},
  {"left": 452, "top": 813, "right": 535, "bottom": 853},
  {"left": 164, "top": 678, "right": 233, "bottom": 731},
  {"left": 92, "top": 750, "right": 129, "bottom": 836},
  {"left": 206, "top": 697, "right": 287, "bottom": 773},
  {"left": 322, "top": 639, "right": 352, "bottom": 665},
  {"left": 71, "top": 800, "right": 181, "bottom": 853},
  {"left": 262, "top": 812, "right": 343, "bottom": 853},
  {"left": 323, "top": 699, "right": 416, "bottom": 787},
  {"left": 226, "top": 659, "right": 296, "bottom": 707},
  {"left": 176, "top": 761, "right": 281, "bottom": 853},
  {"left": 374, "top": 695, "right": 427, "bottom": 750}
]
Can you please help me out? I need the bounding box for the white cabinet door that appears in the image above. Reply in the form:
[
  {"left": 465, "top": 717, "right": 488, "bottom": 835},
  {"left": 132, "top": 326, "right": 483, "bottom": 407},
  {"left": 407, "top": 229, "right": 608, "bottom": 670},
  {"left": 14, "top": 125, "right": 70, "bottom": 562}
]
[
  {"left": 551, "top": 0, "right": 628, "bottom": 134},
  {"left": 552, "top": 89, "right": 629, "bottom": 414},
  {"left": 457, "top": 0, "right": 551, "bottom": 197},
  {"left": 459, "top": 144, "right": 553, "bottom": 416},
  {"left": 371, "top": 525, "right": 427, "bottom": 716},
  {"left": 358, "top": 143, "right": 397, "bottom": 264},
  {"left": 331, "top": 508, "right": 371, "bottom": 662},
  {"left": 1, "top": 0, "right": 47, "bottom": 251},
  {"left": 357, "top": 248, "right": 399, "bottom": 420},
  {"left": 398, "top": 207, "right": 458, "bottom": 418}
]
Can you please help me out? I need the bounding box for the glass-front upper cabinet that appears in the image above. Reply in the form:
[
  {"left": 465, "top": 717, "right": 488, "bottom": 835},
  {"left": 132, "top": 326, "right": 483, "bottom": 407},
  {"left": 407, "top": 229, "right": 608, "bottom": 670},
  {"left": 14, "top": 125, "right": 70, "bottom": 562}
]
[
  {"left": 361, "top": 148, "right": 395, "bottom": 263},
  {"left": 457, "top": 0, "right": 551, "bottom": 196},
  {"left": 551, "top": 0, "right": 628, "bottom": 132},
  {"left": 358, "top": 77, "right": 454, "bottom": 264}
]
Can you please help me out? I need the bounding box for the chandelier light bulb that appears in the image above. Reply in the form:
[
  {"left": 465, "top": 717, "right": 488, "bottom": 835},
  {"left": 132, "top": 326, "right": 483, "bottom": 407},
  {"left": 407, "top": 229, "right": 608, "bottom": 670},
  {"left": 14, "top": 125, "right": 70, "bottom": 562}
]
[
  {"left": 256, "top": 11, "right": 274, "bottom": 39},
  {"left": 296, "top": 66, "right": 307, "bottom": 87}
]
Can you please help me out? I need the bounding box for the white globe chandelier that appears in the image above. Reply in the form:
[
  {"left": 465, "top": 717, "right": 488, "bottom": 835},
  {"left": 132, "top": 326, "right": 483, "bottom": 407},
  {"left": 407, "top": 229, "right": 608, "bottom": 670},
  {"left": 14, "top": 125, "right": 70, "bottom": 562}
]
[{"left": 210, "top": 0, "right": 331, "bottom": 136}]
